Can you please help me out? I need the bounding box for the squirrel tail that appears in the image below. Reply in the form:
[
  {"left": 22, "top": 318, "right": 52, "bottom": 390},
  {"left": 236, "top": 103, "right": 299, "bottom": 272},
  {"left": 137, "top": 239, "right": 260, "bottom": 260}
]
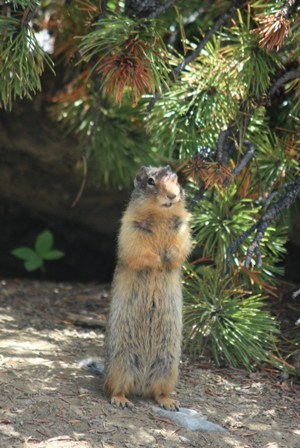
[{"left": 79, "top": 358, "right": 105, "bottom": 376}]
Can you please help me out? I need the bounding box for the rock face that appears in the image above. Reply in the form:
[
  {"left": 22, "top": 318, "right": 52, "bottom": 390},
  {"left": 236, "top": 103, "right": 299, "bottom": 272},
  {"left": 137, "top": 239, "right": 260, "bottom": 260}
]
[{"left": 0, "top": 102, "right": 128, "bottom": 281}]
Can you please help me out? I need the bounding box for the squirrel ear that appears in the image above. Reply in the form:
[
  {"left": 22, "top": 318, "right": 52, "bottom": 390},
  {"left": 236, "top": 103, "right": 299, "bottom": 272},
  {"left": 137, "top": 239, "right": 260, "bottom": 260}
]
[{"left": 134, "top": 166, "right": 148, "bottom": 187}]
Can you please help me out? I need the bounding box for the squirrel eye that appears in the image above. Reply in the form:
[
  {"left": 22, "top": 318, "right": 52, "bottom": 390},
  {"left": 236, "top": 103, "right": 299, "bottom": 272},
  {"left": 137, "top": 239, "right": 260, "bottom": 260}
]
[{"left": 147, "top": 177, "right": 155, "bottom": 186}]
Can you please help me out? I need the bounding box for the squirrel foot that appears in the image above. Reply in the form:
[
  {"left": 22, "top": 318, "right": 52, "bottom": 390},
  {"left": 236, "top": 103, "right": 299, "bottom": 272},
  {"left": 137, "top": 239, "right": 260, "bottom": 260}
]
[
  {"left": 155, "top": 394, "right": 179, "bottom": 411},
  {"left": 111, "top": 394, "right": 134, "bottom": 409}
]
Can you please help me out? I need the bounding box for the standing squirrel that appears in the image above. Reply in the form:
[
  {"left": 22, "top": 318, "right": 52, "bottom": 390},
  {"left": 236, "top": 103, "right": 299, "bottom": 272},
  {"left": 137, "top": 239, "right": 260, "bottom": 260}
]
[{"left": 103, "top": 165, "right": 192, "bottom": 410}]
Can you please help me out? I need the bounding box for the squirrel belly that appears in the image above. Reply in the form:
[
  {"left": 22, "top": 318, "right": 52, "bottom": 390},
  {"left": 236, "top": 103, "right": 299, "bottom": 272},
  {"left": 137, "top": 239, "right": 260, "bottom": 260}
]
[{"left": 103, "top": 166, "right": 192, "bottom": 410}]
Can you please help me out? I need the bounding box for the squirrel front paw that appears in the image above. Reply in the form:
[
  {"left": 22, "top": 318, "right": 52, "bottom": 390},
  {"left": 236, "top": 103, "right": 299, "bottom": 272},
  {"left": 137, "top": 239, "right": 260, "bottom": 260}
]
[
  {"left": 162, "top": 247, "right": 181, "bottom": 268},
  {"left": 123, "top": 249, "right": 162, "bottom": 270}
]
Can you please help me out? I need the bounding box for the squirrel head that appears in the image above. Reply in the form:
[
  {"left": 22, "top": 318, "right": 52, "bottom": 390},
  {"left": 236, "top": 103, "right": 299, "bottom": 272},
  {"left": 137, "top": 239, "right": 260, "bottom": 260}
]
[{"left": 132, "top": 166, "right": 184, "bottom": 209}]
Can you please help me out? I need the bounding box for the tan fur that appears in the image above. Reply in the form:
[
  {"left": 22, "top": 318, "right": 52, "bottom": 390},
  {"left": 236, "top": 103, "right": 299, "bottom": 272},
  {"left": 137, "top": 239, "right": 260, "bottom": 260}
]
[{"left": 104, "top": 166, "right": 192, "bottom": 410}]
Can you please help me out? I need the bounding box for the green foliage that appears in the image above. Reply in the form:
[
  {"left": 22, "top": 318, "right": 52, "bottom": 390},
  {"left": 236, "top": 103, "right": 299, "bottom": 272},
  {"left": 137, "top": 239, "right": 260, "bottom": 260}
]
[
  {"left": 193, "top": 190, "right": 258, "bottom": 262},
  {"left": 0, "top": 7, "right": 53, "bottom": 109},
  {"left": 183, "top": 266, "right": 280, "bottom": 369},
  {"left": 192, "top": 185, "right": 288, "bottom": 288},
  {"left": 221, "top": 8, "right": 282, "bottom": 97},
  {"left": 1, "top": 0, "right": 300, "bottom": 371},
  {"left": 147, "top": 39, "right": 242, "bottom": 159},
  {"left": 49, "top": 82, "right": 158, "bottom": 186},
  {"left": 78, "top": 14, "right": 170, "bottom": 103},
  {"left": 251, "top": 131, "right": 299, "bottom": 188},
  {"left": 10, "top": 0, "right": 39, "bottom": 9},
  {"left": 12, "top": 230, "right": 64, "bottom": 272}
]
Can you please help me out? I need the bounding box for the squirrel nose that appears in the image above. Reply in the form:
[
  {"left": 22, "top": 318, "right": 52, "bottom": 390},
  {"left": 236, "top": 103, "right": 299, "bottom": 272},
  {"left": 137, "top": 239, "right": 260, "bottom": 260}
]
[{"left": 167, "top": 193, "right": 176, "bottom": 200}]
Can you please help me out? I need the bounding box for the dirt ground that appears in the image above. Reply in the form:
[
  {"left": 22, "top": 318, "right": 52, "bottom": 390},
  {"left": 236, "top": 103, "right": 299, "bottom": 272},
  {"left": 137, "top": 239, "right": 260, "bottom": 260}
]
[{"left": 0, "top": 279, "right": 299, "bottom": 448}]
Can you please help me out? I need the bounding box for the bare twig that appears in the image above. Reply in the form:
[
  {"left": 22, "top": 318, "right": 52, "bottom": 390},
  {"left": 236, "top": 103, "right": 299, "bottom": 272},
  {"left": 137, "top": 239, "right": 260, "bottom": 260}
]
[
  {"left": 148, "top": 0, "right": 176, "bottom": 19},
  {"left": 93, "top": 0, "right": 107, "bottom": 24},
  {"left": 230, "top": 142, "right": 255, "bottom": 178},
  {"left": 225, "top": 221, "right": 259, "bottom": 269},
  {"left": 244, "top": 180, "right": 300, "bottom": 269},
  {"left": 266, "top": 69, "right": 300, "bottom": 100},
  {"left": 216, "top": 127, "right": 236, "bottom": 165},
  {"left": 20, "top": 6, "right": 37, "bottom": 27},
  {"left": 188, "top": 185, "right": 206, "bottom": 211},
  {"left": 262, "top": 190, "right": 280, "bottom": 209},
  {"left": 226, "top": 180, "right": 300, "bottom": 268},
  {"left": 254, "top": 247, "right": 262, "bottom": 268},
  {"left": 282, "top": 0, "right": 298, "bottom": 17},
  {"left": 216, "top": 70, "right": 300, "bottom": 171},
  {"left": 173, "top": 1, "right": 245, "bottom": 78},
  {"left": 71, "top": 153, "right": 88, "bottom": 208},
  {"left": 226, "top": 180, "right": 300, "bottom": 270},
  {"left": 223, "top": 141, "right": 255, "bottom": 186},
  {"left": 292, "top": 288, "right": 300, "bottom": 299},
  {"left": 100, "top": 0, "right": 107, "bottom": 18},
  {"left": 125, "top": 0, "right": 167, "bottom": 18}
]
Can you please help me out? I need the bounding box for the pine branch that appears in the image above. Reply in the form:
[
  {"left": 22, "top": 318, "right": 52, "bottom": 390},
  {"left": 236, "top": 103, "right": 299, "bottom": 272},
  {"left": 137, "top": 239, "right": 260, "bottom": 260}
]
[
  {"left": 173, "top": 0, "right": 246, "bottom": 78},
  {"left": 216, "top": 127, "right": 236, "bottom": 165},
  {"left": 225, "top": 221, "right": 259, "bottom": 269},
  {"left": 223, "top": 141, "right": 255, "bottom": 187},
  {"left": 186, "top": 68, "right": 299, "bottom": 218},
  {"left": 226, "top": 180, "right": 300, "bottom": 270},
  {"left": 147, "top": 0, "right": 246, "bottom": 113},
  {"left": 292, "top": 288, "right": 300, "bottom": 299},
  {"left": 262, "top": 190, "right": 280, "bottom": 210},
  {"left": 99, "top": 0, "right": 107, "bottom": 18},
  {"left": 230, "top": 72, "right": 300, "bottom": 147},
  {"left": 91, "top": 0, "right": 107, "bottom": 27},
  {"left": 188, "top": 185, "right": 206, "bottom": 211},
  {"left": 214, "top": 69, "right": 300, "bottom": 188},
  {"left": 168, "top": 7, "right": 205, "bottom": 46},
  {"left": 266, "top": 69, "right": 300, "bottom": 101},
  {"left": 282, "top": 0, "right": 298, "bottom": 18},
  {"left": 244, "top": 180, "right": 300, "bottom": 269},
  {"left": 148, "top": 0, "right": 176, "bottom": 19},
  {"left": 20, "top": 6, "right": 37, "bottom": 28},
  {"left": 125, "top": 0, "right": 161, "bottom": 18},
  {"left": 253, "top": 0, "right": 298, "bottom": 52}
]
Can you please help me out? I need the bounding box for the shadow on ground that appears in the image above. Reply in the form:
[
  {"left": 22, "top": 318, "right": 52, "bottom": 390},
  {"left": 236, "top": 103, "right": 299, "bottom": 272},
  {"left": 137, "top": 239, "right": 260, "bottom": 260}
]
[{"left": 0, "top": 279, "right": 299, "bottom": 448}]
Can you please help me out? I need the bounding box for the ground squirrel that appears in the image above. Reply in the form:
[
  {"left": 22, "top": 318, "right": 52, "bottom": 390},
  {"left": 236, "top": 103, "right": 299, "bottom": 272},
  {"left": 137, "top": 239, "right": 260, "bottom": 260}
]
[{"left": 104, "top": 165, "right": 192, "bottom": 410}]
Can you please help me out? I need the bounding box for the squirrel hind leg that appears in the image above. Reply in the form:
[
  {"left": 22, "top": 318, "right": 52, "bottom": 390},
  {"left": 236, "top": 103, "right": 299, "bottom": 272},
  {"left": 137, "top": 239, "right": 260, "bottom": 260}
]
[
  {"left": 111, "top": 393, "right": 134, "bottom": 409},
  {"left": 154, "top": 393, "right": 179, "bottom": 411},
  {"left": 149, "top": 378, "right": 179, "bottom": 411},
  {"left": 147, "top": 374, "right": 179, "bottom": 411},
  {"left": 104, "top": 367, "right": 135, "bottom": 409},
  {"left": 146, "top": 358, "right": 179, "bottom": 411}
]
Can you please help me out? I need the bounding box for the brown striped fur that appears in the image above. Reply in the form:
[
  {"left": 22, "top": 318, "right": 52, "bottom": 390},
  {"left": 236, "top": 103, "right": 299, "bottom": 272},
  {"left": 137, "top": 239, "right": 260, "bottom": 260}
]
[{"left": 104, "top": 166, "right": 192, "bottom": 410}]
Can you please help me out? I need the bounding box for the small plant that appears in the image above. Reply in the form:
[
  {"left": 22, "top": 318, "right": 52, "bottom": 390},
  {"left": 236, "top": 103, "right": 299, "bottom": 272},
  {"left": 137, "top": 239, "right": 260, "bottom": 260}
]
[{"left": 12, "top": 230, "right": 64, "bottom": 272}]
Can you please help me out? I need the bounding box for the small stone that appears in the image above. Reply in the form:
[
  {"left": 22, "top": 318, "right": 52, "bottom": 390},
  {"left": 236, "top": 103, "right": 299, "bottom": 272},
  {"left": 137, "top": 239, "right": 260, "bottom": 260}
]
[
  {"left": 78, "top": 388, "right": 90, "bottom": 395},
  {"left": 179, "top": 435, "right": 191, "bottom": 443},
  {"left": 151, "top": 407, "right": 227, "bottom": 432}
]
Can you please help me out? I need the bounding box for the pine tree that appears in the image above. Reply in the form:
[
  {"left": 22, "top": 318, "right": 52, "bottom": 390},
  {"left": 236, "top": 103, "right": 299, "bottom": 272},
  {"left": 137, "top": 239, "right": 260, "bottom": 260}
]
[{"left": 1, "top": 0, "right": 300, "bottom": 371}]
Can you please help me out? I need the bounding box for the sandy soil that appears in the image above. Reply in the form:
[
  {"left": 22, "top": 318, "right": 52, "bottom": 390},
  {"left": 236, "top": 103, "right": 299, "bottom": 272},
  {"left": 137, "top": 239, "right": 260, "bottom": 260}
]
[{"left": 0, "top": 279, "right": 299, "bottom": 448}]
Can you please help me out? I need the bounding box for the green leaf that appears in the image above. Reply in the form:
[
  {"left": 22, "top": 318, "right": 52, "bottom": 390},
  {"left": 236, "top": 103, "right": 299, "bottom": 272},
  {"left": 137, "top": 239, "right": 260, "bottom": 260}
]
[
  {"left": 43, "top": 250, "right": 65, "bottom": 261},
  {"left": 24, "top": 255, "right": 43, "bottom": 272},
  {"left": 35, "top": 230, "right": 54, "bottom": 257},
  {"left": 11, "top": 247, "right": 37, "bottom": 261}
]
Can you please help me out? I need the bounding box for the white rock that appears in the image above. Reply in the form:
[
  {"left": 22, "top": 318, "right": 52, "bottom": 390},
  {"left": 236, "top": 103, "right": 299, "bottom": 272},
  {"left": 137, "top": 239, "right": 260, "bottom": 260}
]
[{"left": 151, "top": 407, "right": 227, "bottom": 432}]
